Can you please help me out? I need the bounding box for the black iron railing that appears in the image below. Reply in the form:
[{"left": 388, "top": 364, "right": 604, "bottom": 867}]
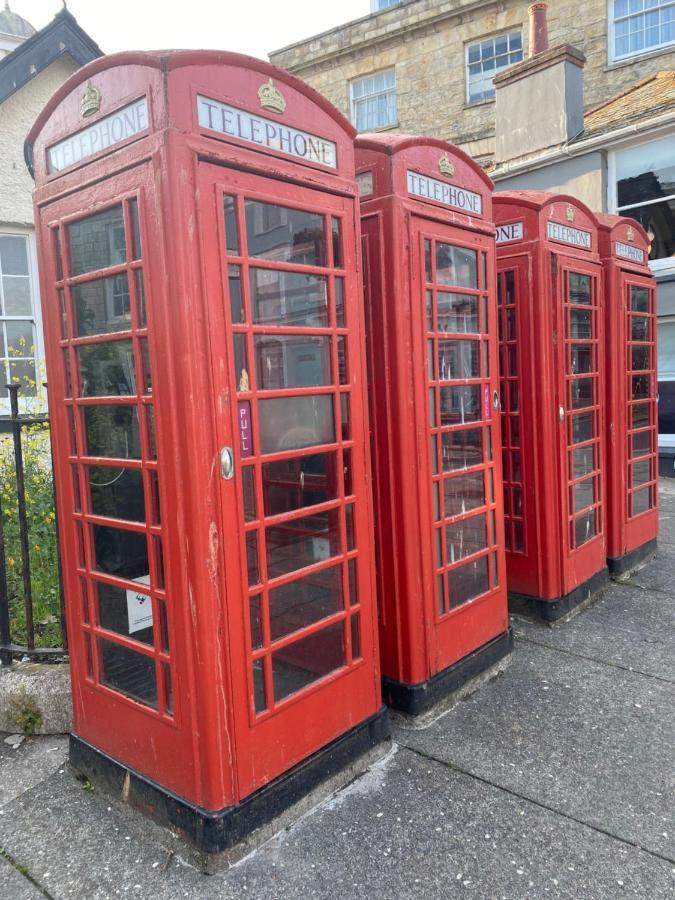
[{"left": 0, "top": 384, "right": 66, "bottom": 665}]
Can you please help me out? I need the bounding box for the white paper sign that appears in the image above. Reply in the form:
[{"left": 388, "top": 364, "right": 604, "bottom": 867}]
[
  {"left": 406, "top": 170, "right": 482, "bottom": 215},
  {"left": 547, "top": 220, "right": 592, "bottom": 249},
  {"left": 47, "top": 98, "right": 149, "bottom": 173},
  {"left": 496, "top": 222, "right": 523, "bottom": 244},
  {"left": 615, "top": 241, "right": 645, "bottom": 263},
  {"left": 196, "top": 95, "right": 337, "bottom": 168},
  {"left": 126, "top": 575, "right": 152, "bottom": 634}
]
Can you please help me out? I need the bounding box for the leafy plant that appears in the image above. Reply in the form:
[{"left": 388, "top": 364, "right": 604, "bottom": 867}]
[{"left": 6, "top": 687, "right": 43, "bottom": 736}]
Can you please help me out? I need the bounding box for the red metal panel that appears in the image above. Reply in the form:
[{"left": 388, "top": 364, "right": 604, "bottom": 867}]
[
  {"left": 494, "top": 193, "right": 606, "bottom": 605},
  {"left": 357, "top": 135, "right": 508, "bottom": 691}
]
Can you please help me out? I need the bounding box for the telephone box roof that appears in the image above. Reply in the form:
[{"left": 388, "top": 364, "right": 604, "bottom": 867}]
[
  {"left": 494, "top": 190, "right": 597, "bottom": 221},
  {"left": 355, "top": 132, "right": 494, "bottom": 190},
  {"left": 595, "top": 212, "right": 650, "bottom": 243}
]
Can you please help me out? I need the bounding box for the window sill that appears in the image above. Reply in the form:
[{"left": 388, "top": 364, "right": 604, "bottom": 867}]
[
  {"left": 463, "top": 98, "right": 495, "bottom": 110},
  {"left": 604, "top": 43, "right": 675, "bottom": 72}
]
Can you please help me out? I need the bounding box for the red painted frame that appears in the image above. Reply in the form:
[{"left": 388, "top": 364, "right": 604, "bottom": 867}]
[
  {"left": 356, "top": 135, "right": 508, "bottom": 690},
  {"left": 27, "top": 51, "right": 381, "bottom": 811},
  {"left": 494, "top": 192, "right": 606, "bottom": 603},
  {"left": 597, "top": 214, "right": 658, "bottom": 565}
]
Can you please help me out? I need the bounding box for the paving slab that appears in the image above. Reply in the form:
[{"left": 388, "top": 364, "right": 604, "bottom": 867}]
[
  {"left": 0, "top": 855, "right": 44, "bottom": 900},
  {"left": 1, "top": 747, "right": 674, "bottom": 900},
  {"left": 627, "top": 547, "right": 675, "bottom": 594},
  {"left": 0, "top": 732, "right": 68, "bottom": 807},
  {"left": 395, "top": 641, "right": 675, "bottom": 861},
  {"left": 513, "top": 581, "right": 675, "bottom": 681}
]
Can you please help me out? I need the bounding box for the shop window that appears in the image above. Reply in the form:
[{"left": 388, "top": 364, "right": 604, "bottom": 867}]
[
  {"left": 658, "top": 318, "right": 675, "bottom": 442},
  {"left": 350, "top": 69, "right": 397, "bottom": 132},
  {"left": 465, "top": 31, "right": 523, "bottom": 104},
  {"left": 609, "top": 0, "right": 675, "bottom": 62}
]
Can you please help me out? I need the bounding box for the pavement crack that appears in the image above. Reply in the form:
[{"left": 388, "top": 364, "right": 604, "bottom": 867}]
[
  {"left": 513, "top": 633, "right": 675, "bottom": 684},
  {"left": 402, "top": 745, "right": 675, "bottom": 866},
  {"left": 0, "top": 846, "right": 56, "bottom": 899}
]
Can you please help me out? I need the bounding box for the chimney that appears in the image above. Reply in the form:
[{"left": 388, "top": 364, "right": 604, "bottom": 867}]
[{"left": 494, "top": 3, "right": 585, "bottom": 165}]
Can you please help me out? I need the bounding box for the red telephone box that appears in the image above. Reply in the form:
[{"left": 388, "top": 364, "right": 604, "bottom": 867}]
[
  {"left": 26, "top": 51, "right": 387, "bottom": 852},
  {"left": 494, "top": 192, "right": 608, "bottom": 620},
  {"left": 597, "top": 214, "right": 658, "bottom": 576},
  {"left": 356, "top": 135, "right": 511, "bottom": 715}
]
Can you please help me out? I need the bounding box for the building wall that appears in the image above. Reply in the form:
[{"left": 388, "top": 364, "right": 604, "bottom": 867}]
[
  {"left": 0, "top": 56, "right": 79, "bottom": 228},
  {"left": 270, "top": 0, "right": 675, "bottom": 160},
  {"left": 493, "top": 151, "right": 606, "bottom": 212}
]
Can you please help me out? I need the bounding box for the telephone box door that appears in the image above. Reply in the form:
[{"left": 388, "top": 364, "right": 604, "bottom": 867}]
[
  {"left": 198, "top": 162, "right": 378, "bottom": 796},
  {"left": 553, "top": 254, "right": 606, "bottom": 592},
  {"left": 412, "top": 217, "right": 505, "bottom": 672}
]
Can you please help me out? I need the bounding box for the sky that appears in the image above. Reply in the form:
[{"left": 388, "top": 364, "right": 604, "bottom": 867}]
[{"left": 12, "top": 0, "right": 370, "bottom": 60}]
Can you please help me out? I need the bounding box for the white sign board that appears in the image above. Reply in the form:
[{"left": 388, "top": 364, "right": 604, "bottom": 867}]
[
  {"left": 546, "top": 220, "right": 592, "bottom": 249},
  {"left": 126, "top": 575, "right": 152, "bottom": 634},
  {"left": 615, "top": 241, "right": 645, "bottom": 264},
  {"left": 406, "top": 170, "right": 482, "bottom": 215},
  {"left": 496, "top": 222, "right": 523, "bottom": 244},
  {"left": 356, "top": 170, "right": 374, "bottom": 197},
  {"left": 47, "top": 98, "right": 149, "bottom": 173},
  {"left": 196, "top": 95, "right": 337, "bottom": 168}
]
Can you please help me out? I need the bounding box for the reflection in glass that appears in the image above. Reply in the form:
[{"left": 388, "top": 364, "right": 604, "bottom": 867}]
[
  {"left": 68, "top": 206, "right": 126, "bottom": 276},
  {"left": 572, "top": 412, "right": 593, "bottom": 444},
  {"left": 246, "top": 531, "right": 260, "bottom": 586},
  {"left": 77, "top": 340, "right": 136, "bottom": 396},
  {"left": 448, "top": 555, "right": 488, "bottom": 609},
  {"left": 631, "top": 347, "right": 650, "bottom": 371},
  {"left": 129, "top": 199, "right": 142, "bottom": 260},
  {"left": 262, "top": 452, "right": 337, "bottom": 516},
  {"left": 444, "top": 471, "right": 485, "bottom": 517},
  {"left": 573, "top": 478, "right": 594, "bottom": 512},
  {"left": 74, "top": 275, "right": 131, "bottom": 336},
  {"left": 331, "top": 217, "right": 342, "bottom": 268},
  {"left": 437, "top": 293, "right": 478, "bottom": 333},
  {"left": 632, "top": 374, "right": 649, "bottom": 400},
  {"left": 632, "top": 403, "right": 650, "bottom": 429},
  {"left": 258, "top": 395, "right": 334, "bottom": 453},
  {"left": 84, "top": 405, "right": 141, "bottom": 459},
  {"left": 245, "top": 200, "right": 325, "bottom": 266},
  {"left": 571, "top": 377, "right": 593, "bottom": 409},
  {"left": 632, "top": 487, "right": 651, "bottom": 516},
  {"left": 250, "top": 268, "right": 328, "bottom": 327},
  {"left": 630, "top": 286, "right": 649, "bottom": 312},
  {"left": 267, "top": 509, "right": 341, "bottom": 578},
  {"left": 445, "top": 513, "right": 487, "bottom": 563},
  {"left": 223, "top": 195, "right": 239, "bottom": 254},
  {"left": 100, "top": 638, "right": 157, "bottom": 707},
  {"left": 253, "top": 659, "right": 266, "bottom": 712},
  {"left": 335, "top": 277, "right": 345, "bottom": 327},
  {"left": 351, "top": 614, "right": 361, "bottom": 659},
  {"left": 574, "top": 509, "right": 596, "bottom": 546},
  {"left": 272, "top": 621, "right": 345, "bottom": 702},
  {"left": 632, "top": 459, "right": 651, "bottom": 487},
  {"left": 632, "top": 430, "right": 651, "bottom": 457},
  {"left": 93, "top": 523, "right": 148, "bottom": 580},
  {"left": 569, "top": 272, "right": 591, "bottom": 304},
  {"left": 569, "top": 308, "right": 591, "bottom": 339},
  {"left": 88, "top": 465, "right": 145, "bottom": 521},
  {"left": 631, "top": 316, "right": 649, "bottom": 341},
  {"left": 229, "top": 265, "right": 244, "bottom": 323},
  {"left": 439, "top": 385, "right": 481, "bottom": 425},
  {"left": 435, "top": 243, "right": 477, "bottom": 288},
  {"left": 98, "top": 580, "right": 152, "bottom": 646},
  {"left": 255, "top": 335, "right": 331, "bottom": 389},
  {"left": 269, "top": 564, "right": 343, "bottom": 642},
  {"left": 572, "top": 445, "right": 594, "bottom": 479},
  {"left": 438, "top": 339, "right": 479, "bottom": 380},
  {"left": 442, "top": 427, "right": 483, "bottom": 471},
  {"left": 571, "top": 345, "right": 593, "bottom": 374},
  {"left": 249, "top": 595, "right": 263, "bottom": 649}
]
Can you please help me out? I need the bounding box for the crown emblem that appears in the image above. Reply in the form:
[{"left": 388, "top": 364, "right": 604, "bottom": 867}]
[
  {"left": 80, "top": 82, "right": 101, "bottom": 118},
  {"left": 626, "top": 225, "right": 635, "bottom": 242},
  {"left": 566, "top": 205, "right": 575, "bottom": 223},
  {"left": 257, "top": 79, "right": 286, "bottom": 114},
  {"left": 439, "top": 154, "right": 454, "bottom": 177}
]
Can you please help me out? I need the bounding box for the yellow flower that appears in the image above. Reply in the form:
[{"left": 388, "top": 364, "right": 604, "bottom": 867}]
[
  {"left": 8, "top": 557, "right": 15, "bottom": 567},
  {"left": 34, "top": 544, "right": 41, "bottom": 552}
]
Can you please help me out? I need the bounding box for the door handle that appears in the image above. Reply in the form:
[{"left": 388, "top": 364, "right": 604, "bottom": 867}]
[
  {"left": 559, "top": 405, "right": 565, "bottom": 423},
  {"left": 220, "top": 446, "right": 234, "bottom": 480},
  {"left": 493, "top": 390, "right": 500, "bottom": 411}
]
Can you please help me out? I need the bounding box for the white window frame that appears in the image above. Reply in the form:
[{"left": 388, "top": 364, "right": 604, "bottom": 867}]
[
  {"left": 349, "top": 69, "right": 398, "bottom": 133},
  {"left": 608, "top": 0, "right": 675, "bottom": 63},
  {"left": 370, "top": 0, "right": 401, "bottom": 10},
  {"left": 0, "top": 227, "right": 46, "bottom": 416},
  {"left": 464, "top": 29, "right": 524, "bottom": 105}
]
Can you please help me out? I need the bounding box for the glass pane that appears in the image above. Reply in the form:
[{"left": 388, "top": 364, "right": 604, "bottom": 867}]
[
  {"left": 77, "top": 340, "right": 136, "bottom": 396},
  {"left": 571, "top": 377, "right": 594, "bottom": 409},
  {"left": 8, "top": 359, "right": 37, "bottom": 396},
  {"left": 335, "top": 277, "right": 345, "bottom": 327},
  {"left": 149, "top": 470, "right": 161, "bottom": 525},
  {"left": 99, "top": 637, "right": 157, "bottom": 708},
  {"left": 253, "top": 659, "right": 266, "bottom": 712},
  {"left": 245, "top": 200, "right": 325, "bottom": 266},
  {"left": 441, "top": 428, "right": 483, "bottom": 471},
  {"left": 630, "top": 286, "right": 649, "bottom": 312},
  {"left": 574, "top": 510, "right": 596, "bottom": 547},
  {"left": 348, "top": 558, "right": 358, "bottom": 606},
  {"left": 2, "top": 276, "right": 31, "bottom": 314},
  {"left": 622, "top": 199, "right": 675, "bottom": 261},
  {"left": 632, "top": 403, "right": 650, "bottom": 429},
  {"left": 350, "top": 614, "right": 361, "bottom": 659},
  {"left": 573, "top": 478, "right": 594, "bottom": 512},
  {"left": 631, "top": 316, "right": 649, "bottom": 341},
  {"left": 331, "top": 217, "right": 342, "bottom": 268},
  {"left": 572, "top": 445, "right": 594, "bottom": 479},
  {"left": 569, "top": 309, "right": 592, "bottom": 339},
  {"left": 135, "top": 270, "right": 146, "bottom": 328},
  {"left": 448, "top": 555, "right": 489, "bottom": 609},
  {"left": 632, "top": 430, "right": 651, "bottom": 457},
  {"left": 340, "top": 392, "right": 350, "bottom": 440},
  {"left": 249, "top": 595, "right": 263, "bottom": 649},
  {"left": 435, "top": 243, "right": 478, "bottom": 288},
  {"left": 0, "top": 235, "right": 29, "bottom": 275},
  {"left": 446, "top": 512, "right": 487, "bottom": 563},
  {"left": 439, "top": 385, "right": 481, "bottom": 424},
  {"left": 569, "top": 272, "right": 591, "bottom": 304},
  {"left": 272, "top": 621, "right": 345, "bottom": 702},
  {"left": 223, "top": 195, "right": 239, "bottom": 254},
  {"left": 571, "top": 345, "right": 593, "bottom": 374},
  {"left": 98, "top": 580, "right": 152, "bottom": 646},
  {"left": 74, "top": 274, "right": 131, "bottom": 336},
  {"left": 258, "top": 395, "right": 335, "bottom": 453},
  {"left": 246, "top": 531, "right": 259, "bottom": 586},
  {"left": 228, "top": 265, "right": 244, "bottom": 324},
  {"left": 88, "top": 466, "right": 145, "bottom": 521},
  {"left": 345, "top": 504, "right": 355, "bottom": 551},
  {"left": 631, "top": 347, "right": 651, "bottom": 371},
  {"left": 513, "top": 520, "right": 524, "bottom": 553},
  {"left": 632, "top": 487, "right": 651, "bottom": 515},
  {"left": 572, "top": 412, "right": 594, "bottom": 444},
  {"left": 443, "top": 471, "right": 485, "bottom": 517},
  {"left": 250, "top": 268, "right": 328, "bottom": 327},
  {"left": 632, "top": 459, "right": 651, "bottom": 487},
  {"left": 424, "top": 239, "right": 432, "bottom": 282},
  {"left": 84, "top": 405, "right": 141, "bottom": 459},
  {"left": 269, "top": 564, "right": 344, "bottom": 642},
  {"left": 68, "top": 206, "right": 126, "bottom": 276},
  {"left": 632, "top": 374, "right": 649, "bottom": 400},
  {"left": 128, "top": 198, "right": 142, "bottom": 260},
  {"left": 242, "top": 466, "right": 257, "bottom": 521},
  {"left": 262, "top": 452, "right": 338, "bottom": 516},
  {"left": 266, "top": 508, "right": 341, "bottom": 578},
  {"left": 438, "top": 339, "right": 479, "bottom": 380},
  {"left": 437, "top": 293, "right": 479, "bottom": 333},
  {"left": 92, "top": 523, "right": 148, "bottom": 580},
  {"left": 255, "top": 335, "right": 331, "bottom": 389}
]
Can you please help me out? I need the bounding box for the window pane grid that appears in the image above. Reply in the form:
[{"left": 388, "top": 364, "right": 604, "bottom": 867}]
[
  {"left": 626, "top": 283, "right": 657, "bottom": 516},
  {"left": 612, "top": 0, "right": 675, "bottom": 58},
  {"left": 466, "top": 31, "right": 523, "bottom": 103},
  {"left": 351, "top": 69, "right": 397, "bottom": 131}
]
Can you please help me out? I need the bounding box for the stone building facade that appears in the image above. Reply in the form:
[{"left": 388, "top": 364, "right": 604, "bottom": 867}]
[{"left": 270, "top": 0, "right": 675, "bottom": 162}]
